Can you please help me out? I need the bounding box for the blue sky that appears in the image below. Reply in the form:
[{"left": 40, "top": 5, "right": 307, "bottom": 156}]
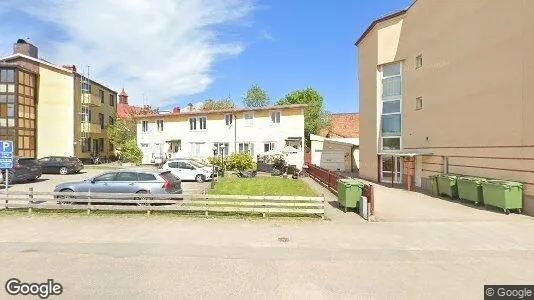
[{"left": 0, "top": 0, "right": 412, "bottom": 113}]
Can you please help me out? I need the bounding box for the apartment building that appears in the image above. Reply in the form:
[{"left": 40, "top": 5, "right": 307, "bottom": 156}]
[
  {"left": 356, "top": 0, "right": 534, "bottom": 215},
  {"left": 135, "top": 104, "right": 306, "bottom": 165},
  {"left": 0, "top": 39, "right": 117, "bottom": 161}
]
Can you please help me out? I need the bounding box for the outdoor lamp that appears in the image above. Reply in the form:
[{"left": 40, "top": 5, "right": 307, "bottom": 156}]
[
  {"left": 211, "top": 146, "right": 217, "bottom": 187},
  {"left": 220, "top": 145, "right": 226, "bottom": 177}
]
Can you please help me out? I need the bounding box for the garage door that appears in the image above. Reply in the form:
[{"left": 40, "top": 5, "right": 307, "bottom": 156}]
[{"left": 320, "top": 151, "right": 345, "bottom": 171}]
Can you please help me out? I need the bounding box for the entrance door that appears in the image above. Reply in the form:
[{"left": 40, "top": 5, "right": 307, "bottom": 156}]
[{"left": 380, "top": 156, "right": 402, "bottom": 183}]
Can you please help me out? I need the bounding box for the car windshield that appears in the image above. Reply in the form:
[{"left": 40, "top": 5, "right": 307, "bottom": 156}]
[{"left": 189, "top": 160, "right": 206, "bottom": 168}]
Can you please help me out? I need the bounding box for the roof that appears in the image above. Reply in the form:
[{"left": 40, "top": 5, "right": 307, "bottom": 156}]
[
  {"left": 319, "top": 113, "right": 359, "bottom": 138},
  {"left": 354, "top": 9, "right": 408, "bottom": 46},
  {"left": 134, "top": 104, "right": 308, "bottom": 119},
  {"left": 0, "top": 53, "right": 73, "bottom": 73},
  {"left": 117, "top": 103, "right": 148, "bottom": 118}
]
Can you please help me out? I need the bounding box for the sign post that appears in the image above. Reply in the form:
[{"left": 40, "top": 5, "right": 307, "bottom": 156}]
[{"left": 0, "top": 140, "right": 14, "bottom": 204}]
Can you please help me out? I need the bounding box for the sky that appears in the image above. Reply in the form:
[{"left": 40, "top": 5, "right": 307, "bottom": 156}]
[{"left": 0, "top": 0, "right": 412, "bottom": 113}]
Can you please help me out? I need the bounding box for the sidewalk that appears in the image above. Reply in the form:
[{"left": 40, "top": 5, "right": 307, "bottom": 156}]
[{"left": 301, "top": 176, "right": 366, "bottom": 223}]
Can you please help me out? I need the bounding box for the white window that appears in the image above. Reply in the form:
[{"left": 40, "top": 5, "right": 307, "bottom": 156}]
[
  {"left": 156, "top": 119, "right": 164, "bottom": 131},
  {"left": 238, "top": 143, "right": 254, "bottom": 156},
  {"left": 190, "top": 142, "right": 204, "bottom": 156},
  {"left": 142, "top": 121, "right": 149, "bottom": 133},
  {"left": 213, "top": 142, "right": 229, "bottom": 156},
  {"left": 416, "top": 54, "right": 423, "bottom": 69},
  {"left": 244, "top": 112, "right": 254, "bottom": 126},
  {"left": 416, "top": 97, "right": 423, "bottom": 110},
  {"left": 380, "top": 62, "right": 402, "bottom": 151},
  {"left": 189, "top": 118, "right": 196, "bottom": 130},
  {"left": 199, "top": 116, "right": 207, "bottom": 130},
  {"left": 225, "top": 114, "right": 233, "bottom": 126},
  {"left": 81, "top": 106, "right": 90, "bottom": 123},
  {"left": 189, "top": 117, "right": 207, "bottom": 130},
  {"left": 263, "top": 142, "right": 275, "bottom": 152},
  {"left": 270, "top": 111, "right": 281, "bottom": 124}
]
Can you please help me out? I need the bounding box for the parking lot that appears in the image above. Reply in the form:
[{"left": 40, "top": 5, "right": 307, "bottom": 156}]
[{"left": 0, "top": 167, "right": 210, "bottom": 194}]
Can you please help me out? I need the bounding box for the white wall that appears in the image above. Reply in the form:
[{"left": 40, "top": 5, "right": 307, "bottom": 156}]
[{"left": 137, "top": 110, "right": 305, "bottom": 164}]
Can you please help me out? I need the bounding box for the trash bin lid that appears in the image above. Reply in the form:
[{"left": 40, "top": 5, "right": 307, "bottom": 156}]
[
  {"left": 439, "top": 174, "right": 457, "bottom": 179},
  {"left": 486, "top": 180, "right": 523, "bottom": 189},
  {"left": 345, "top": 178, "right": 365, "bottom": 188},
  {"left": 458, "top": 176, "right": 487, "bottom": 183}
]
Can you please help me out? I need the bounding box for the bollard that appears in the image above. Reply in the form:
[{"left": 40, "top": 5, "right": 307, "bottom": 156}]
[{"left": 28, "top": 187, "right": 34, "bottom": 214}]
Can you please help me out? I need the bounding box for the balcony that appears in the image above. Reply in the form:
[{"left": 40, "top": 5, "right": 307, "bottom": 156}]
[
  {"left": 81, "top": 122, "right": 102, "bottom": 134},
  {"left": 81, "top": 93, "right": 102, "bottom": 107}
]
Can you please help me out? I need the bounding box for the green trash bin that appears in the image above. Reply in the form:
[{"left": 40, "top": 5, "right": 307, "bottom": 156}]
[
  {"left": 481, "top": 180, "right": 523, "bottom": 214},
  {"left": 337, "top": 179, "right": 364, "bottom": 213},
  {"left": 437, "top": 174, "right": 458, "bottom": 199},
  {"left": 457, "top": 176, "right": 487, "bottom": 205},
  {"left": 429, "top": 175, "right": 439, "bottom": 196}
]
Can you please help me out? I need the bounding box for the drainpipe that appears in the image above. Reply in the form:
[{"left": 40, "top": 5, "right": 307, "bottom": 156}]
[{"left": 234, "top": 113, "right": 237, "bottom": 153}]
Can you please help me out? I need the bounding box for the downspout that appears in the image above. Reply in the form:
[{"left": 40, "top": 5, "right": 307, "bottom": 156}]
[{"left": 234, "top": 113, "right": 237, "bottom": 153}]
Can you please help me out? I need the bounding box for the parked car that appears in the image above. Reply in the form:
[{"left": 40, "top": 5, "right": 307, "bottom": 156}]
[
  {"left": 53, "top": 169, "right": 182, "bottom": 203},
  {"left": 0, "top": 157, "right": 42, "bottom": 184},
  {"left": 38, "top": 156, "right": 84, "bottom": 175},
  {"left": 160, "top": 159, "right": 214, "bottom": 182}
]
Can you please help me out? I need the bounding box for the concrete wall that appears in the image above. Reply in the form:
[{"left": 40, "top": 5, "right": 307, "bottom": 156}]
[
  {"left": 37, "top": 64, "right": 74, "bottom": 158},
  {"left": 137, "top": 107, "right": 305, "bottom": 164},
  {"left": 357, "top": 0, "right": 534, "bottom": 215}
]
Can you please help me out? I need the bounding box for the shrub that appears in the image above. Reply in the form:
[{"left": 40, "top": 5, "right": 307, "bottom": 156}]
[
  {"left": 121, "top": 138, "right": 143, "bottom": 165},
  {"left": 207, "top": 156, "right": 228, "bottom": 168},
  {"left": 225, "top": 153, "right": 257, "bottom": 171}
]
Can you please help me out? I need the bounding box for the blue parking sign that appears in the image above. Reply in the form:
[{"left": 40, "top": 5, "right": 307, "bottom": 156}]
[{"left": 0, "top": 140, "right": 13, "bottom": 169}]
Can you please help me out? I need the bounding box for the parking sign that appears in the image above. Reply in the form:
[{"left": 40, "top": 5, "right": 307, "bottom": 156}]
[{"left": 0, "top": 140, "right": 13, "bottom": 169}]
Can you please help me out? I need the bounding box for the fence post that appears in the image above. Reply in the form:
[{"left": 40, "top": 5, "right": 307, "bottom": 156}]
[
  {"left": 28, "top": 187, "right": 33, "bottom": 214},
  {"left": 87, "top": 190, "right": 91, "bottom": 215},
  {"left": 204, "top": 194, "right": 209, "bottom": 217},
  {"left": 322, "top": 194, "right": 326, "bottom": 220}
]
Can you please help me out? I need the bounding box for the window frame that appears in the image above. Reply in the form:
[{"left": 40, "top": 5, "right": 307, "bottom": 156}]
[
  {"left": 224, "top": 113, "right": 233, "bottom": 126},
  {"left": 142, "top": 120, "right": 149, "bottom": 133},
  {"left": 263, "top": 142, "right": 275, "bottom": 152},
  {"left": 98, "top": 113, "right": 104, "bottom": 129},
  {"left": 415, "top": 97, "right": 423, "bottom": 110},
  {"left": 99, "top": 89, "right": 105, "bottom": 103},
  {"left": 415, "top": 54, "right": 423, "bottom": 69},
  {"left": 238, "top": 142, "right": 254, "bottom": 156},
  {"left": 156, "top": 119, "right": 164, "bottom": 132},
  {"left": 213, "top": 142, "right": 229, "bottom": 156},
  {"left": 270, "top": 111, "right": 281, "bottom": 124},
  {"left": 244, "top": 112, "right": 254, "bottom": 127},
  {"left": 109, "top": 93, "right": 115, "bottom": 106},
  {"left": 380, "top": 62, "right": 403, "bottom": 152}
]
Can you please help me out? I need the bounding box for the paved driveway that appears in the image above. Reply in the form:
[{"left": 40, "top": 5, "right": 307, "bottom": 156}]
[{"left": 0, "top": 168, "right": 209, "bottom": 194}]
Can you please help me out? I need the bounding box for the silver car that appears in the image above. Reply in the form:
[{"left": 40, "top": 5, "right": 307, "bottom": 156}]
[{"left": 53, "top": 169, "right": 182, "bottom": 202}]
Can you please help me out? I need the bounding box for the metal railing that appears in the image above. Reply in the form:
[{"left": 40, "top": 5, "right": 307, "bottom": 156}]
[{"left": 0, "top": 189, "right": 326, "bottom": 218}]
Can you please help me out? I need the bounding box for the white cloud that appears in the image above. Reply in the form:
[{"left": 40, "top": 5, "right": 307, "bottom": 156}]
[{"left": 9, "top": 0, "right": 255, "bottom": 107}]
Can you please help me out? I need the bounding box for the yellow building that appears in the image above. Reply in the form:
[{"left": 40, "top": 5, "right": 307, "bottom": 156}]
[
  {"left": 356, "top": 0, "right": 534, "bottom": 215},
  {"left": 1, "top": 39, "right": 117, "bottom": 161}
]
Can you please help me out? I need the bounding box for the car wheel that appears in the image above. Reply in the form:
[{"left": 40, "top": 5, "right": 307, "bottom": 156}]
[
  {"left": 195, "top": 174, "right": 205, "bottom": 183},
  {"left": 135, "top": 191, "right": 152, "bottom": 206},
  {"left": 59, "top": 167, "right": 68, "bottom": 175},
  {"left": 57, "top": 189, "right": 75, "bottom": 205}
]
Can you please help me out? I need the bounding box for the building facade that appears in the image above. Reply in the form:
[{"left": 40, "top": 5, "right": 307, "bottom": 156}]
[
  {"left": 356, "top": 0, "right": 534, "bottom": 215},
  {"left": 135, "top": 104, "right": 306, "bottom": 165},
  {"left": 1, "top": 40, "right": 117, "bottom": 161}
]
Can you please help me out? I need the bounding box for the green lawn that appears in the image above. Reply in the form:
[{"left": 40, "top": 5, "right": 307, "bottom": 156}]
[{"left": 210, "top": 177, "right": 318, "bottom": 197}]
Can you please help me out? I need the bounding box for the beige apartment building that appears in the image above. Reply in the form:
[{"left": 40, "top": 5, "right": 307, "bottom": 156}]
[
  {"left": 1, "top": 40, "right": 117, "bottom": 161},
  {"left": 357, "top": 0, "right": 534, "bottom": 215}
]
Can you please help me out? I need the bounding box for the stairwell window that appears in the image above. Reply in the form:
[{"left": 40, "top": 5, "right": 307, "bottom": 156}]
[
  {"left": 157, "top": 119, "right": 164, "bottom": 132},
  {"left": 380, "top": 62, "right": 402, "bottom": 151},
  {"left": 142, "top": 121, "right": 148, "bottom": 133}
]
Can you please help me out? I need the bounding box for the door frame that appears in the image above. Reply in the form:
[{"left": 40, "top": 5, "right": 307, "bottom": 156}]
[{"left": 380, "top": 155, "right": 403, "bottom": 184}]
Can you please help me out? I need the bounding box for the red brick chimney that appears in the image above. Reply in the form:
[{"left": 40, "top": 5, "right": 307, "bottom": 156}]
[
  {"left": 119, "top": 88, "right": 128, "bottom": 104},
  {"left": 173, "top": 107, "right": 181, "bottom": 113},
  {"left": 13, "top": 39, "right": 38, "bottom": 58}
]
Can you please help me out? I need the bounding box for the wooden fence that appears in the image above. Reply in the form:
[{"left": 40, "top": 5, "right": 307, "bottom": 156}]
[{"left": 0, "top": 189, "right": 326, "bottom": 218}]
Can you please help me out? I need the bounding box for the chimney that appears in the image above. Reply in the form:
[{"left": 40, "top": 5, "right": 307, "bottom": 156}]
[
  {"left": 13, "top": 39, "right": 38, "bottom": 58},
  {"left": 172, "top": 106, "right": 181, "bottom": 113},
  {"left": 187, "top": 103, "right": 193, "bottom": 112},
  {"left": 62, "top": 65, "right": 77, "bottom": 72},
  {"left": 118, "top": 88, "right": 128, "bottom": 104}
]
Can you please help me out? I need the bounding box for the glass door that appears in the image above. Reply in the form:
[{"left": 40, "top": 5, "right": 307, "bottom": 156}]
[{"left": 381, "top": 156, "right": 402, "bottom": 184}]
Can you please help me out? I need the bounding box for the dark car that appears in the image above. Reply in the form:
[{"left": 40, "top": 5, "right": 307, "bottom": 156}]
[
  {"left": 0, "top": 157, "right": 42, "bottom": 184},
  {"left": 38, "top": 156, "right": 84, "bottom": 175}
]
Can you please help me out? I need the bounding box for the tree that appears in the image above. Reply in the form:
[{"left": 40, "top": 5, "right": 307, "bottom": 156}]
[
  {"left": 276, "top": 87, "right": 331, "bottom": 149},
  {"left": 243, "top": 84, "right": 269, "bottom": 107},
  {"left": 225, "top": 153, "right": 257, "bottom": 171},
  {"left": 105, "top": 117, "right": 141, "bottom": 164},
  {"left": 202, "top": 98, "right": 235, "bottom": 110}
]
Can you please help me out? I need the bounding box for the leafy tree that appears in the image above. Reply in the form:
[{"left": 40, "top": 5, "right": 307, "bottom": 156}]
[
  {"left": 225, "top": 153, "right": 257, "bottom": 171},
  {"left": 243, "top": 84, "right": 269, "bottom": 107},
  {"left": 202, "top": 98, "right": 235, "bottom": 110},
  {"left": 277, "top": 87, "right": 330, "bottom": 149},
  {"left": 121, "top": 138, "right": 143, "bottom": 164},
  {"left": 105, "top": 117, "right": 143, "bottom": 164}
]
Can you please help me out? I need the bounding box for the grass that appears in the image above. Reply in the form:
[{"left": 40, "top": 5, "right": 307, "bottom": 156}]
[{"left": 210, "top": 176, "right": 318, "bottom": 197}]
